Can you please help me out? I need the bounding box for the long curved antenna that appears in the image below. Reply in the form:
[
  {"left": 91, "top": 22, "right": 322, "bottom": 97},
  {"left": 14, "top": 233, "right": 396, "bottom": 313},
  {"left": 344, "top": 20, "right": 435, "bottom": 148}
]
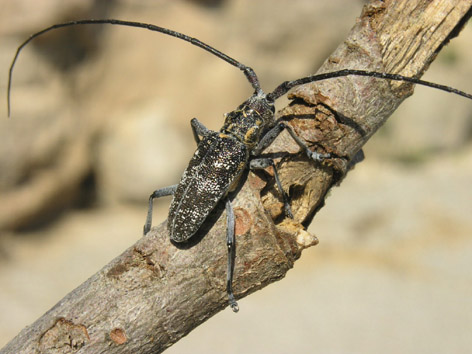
[
  {"left": 267, "top": 69, "right": 472, "bottom": 102},
  {"left": 7, "top": 19, "right": 262, "bottom": 117}
]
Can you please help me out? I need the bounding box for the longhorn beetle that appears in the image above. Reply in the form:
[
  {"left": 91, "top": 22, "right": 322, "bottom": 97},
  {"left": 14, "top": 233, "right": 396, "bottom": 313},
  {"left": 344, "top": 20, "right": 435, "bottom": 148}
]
[{"left": 8, "top": 19, "right": 472, "bottom": 313}]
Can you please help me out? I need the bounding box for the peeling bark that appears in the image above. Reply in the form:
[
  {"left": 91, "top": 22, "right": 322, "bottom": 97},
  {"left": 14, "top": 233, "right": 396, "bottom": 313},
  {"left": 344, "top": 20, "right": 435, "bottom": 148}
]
[{"left": 1, "top": 0, "right": 471, "bottom": 353}]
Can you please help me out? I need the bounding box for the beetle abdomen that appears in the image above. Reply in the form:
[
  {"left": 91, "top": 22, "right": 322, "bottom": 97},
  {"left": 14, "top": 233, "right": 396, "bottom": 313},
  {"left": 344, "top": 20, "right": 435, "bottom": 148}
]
[{"left": 168, "top": 132, "right": 248, "bottom": 242}]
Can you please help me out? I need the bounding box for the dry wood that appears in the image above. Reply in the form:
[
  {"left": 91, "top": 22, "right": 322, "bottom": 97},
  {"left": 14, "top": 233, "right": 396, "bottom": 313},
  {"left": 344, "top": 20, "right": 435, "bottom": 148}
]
[{"left": 1, "top": 0, "right": 471, "bottom": 353}]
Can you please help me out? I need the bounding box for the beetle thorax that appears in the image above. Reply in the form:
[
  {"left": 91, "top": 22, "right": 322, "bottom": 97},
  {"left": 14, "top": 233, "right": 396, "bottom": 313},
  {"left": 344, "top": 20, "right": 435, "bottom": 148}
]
[{"left": 220, "top": 93, "right": 275, "bottom": 149}]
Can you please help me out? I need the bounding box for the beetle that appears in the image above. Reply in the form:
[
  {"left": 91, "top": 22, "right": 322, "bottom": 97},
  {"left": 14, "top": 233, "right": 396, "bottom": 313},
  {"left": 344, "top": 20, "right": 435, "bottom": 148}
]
[{"left": 8, "top": 19, "right": 472, "bottom": 312}]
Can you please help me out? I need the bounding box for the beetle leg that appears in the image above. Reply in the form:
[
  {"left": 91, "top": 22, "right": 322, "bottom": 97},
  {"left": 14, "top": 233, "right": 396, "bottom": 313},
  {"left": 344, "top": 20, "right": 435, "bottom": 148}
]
[
  {"left": 190, "top": 118, "right": 210, "bottom": 144},
  {"left": 143, "top": 184, "right": 179, "bottom": 235},
  {"left": 225, "top": 198, "right": 239, "bottom": 312},
  {"left": 255, "top": 122, "right": 330, "bottom": 162},
  {"left": 250, "top": 158, "right": 293, "bottom": 218}
]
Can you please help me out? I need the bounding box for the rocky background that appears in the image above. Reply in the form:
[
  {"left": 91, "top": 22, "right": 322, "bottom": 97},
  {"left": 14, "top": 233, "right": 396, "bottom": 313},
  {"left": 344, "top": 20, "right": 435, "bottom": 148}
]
[{"left": 0, "top": 0, "right": 471, "bottom": 352}]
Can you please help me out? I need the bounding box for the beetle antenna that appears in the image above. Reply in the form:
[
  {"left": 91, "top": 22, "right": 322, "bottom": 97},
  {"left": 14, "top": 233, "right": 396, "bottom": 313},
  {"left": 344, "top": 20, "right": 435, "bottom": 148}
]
[
  {"left": 267, "top": 69, "right": 472, "bottom": 101},
  {"left": 7, "top": 19, "right": 262, "bottom": 117}
]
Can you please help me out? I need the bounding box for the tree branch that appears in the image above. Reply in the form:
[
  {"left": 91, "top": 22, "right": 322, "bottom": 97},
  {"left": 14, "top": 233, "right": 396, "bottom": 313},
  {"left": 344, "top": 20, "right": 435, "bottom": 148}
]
[{"left": 2, "top": 0, "right": 470, "bottom": 353}]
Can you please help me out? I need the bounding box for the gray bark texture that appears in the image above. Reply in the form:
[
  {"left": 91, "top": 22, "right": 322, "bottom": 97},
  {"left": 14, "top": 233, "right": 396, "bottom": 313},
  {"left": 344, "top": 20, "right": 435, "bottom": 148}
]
[{"left": 2, "top": 0, "right": 471, "bottom": 353}]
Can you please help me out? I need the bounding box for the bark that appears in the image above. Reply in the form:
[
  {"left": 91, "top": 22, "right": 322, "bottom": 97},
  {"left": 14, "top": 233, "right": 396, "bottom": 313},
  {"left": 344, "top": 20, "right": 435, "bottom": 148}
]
[{"left": 2, "top": 0, "right": 471, "bottom": 353}]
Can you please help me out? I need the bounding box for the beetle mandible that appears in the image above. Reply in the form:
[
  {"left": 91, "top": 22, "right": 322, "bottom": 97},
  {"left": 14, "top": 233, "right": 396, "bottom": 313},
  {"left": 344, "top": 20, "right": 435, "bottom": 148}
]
[{"left": 8, "top": 19, "right": 472, "bottom": 313}]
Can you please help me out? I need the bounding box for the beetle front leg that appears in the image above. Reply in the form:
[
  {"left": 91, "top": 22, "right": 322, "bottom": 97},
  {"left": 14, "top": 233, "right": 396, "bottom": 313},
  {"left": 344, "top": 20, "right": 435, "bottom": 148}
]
[
  {"left": 190, "top": 118, "right": 211, "bottom": 144},
  {"left": 250, "top": 158, "right": 293, "bottom": 218},
  {"left": 255, "top": 122, "right": 330, "bottom": 162},
  {"left": 143, "top": 184, "right": 178, "bottom": 235},
  {"left": 225, "top": 198, "right": 239, "bottom": 312}
]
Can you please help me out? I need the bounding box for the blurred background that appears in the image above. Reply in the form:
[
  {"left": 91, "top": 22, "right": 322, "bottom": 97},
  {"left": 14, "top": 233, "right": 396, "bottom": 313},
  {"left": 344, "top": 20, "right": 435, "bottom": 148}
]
[{"left": 0, "top": 0, "right": 471, "bottom": 352}]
